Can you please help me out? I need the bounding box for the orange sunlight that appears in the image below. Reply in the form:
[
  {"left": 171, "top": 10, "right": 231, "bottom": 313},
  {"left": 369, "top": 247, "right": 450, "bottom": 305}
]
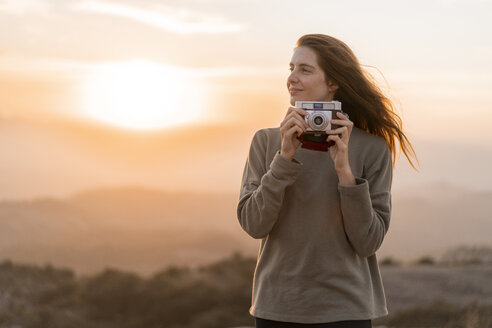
[{"left": 80, "top": 59, "right": 205, "bottom": 130}]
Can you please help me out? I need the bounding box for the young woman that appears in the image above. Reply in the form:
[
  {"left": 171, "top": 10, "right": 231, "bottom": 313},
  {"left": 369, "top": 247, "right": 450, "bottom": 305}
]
[{"left": 237, "top": 34, "right": 417, "bottom": 328}]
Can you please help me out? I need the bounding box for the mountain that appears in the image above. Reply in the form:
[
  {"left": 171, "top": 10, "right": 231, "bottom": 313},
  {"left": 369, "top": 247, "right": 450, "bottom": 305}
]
[
  {"left": 0, "top": 183, "right": 491, "bottom": 275},
  {"left": 383, "top": 182, "right": 492, "bottom": 260},
  {"left": 0, "top": 187, "right": 256, "bottom": 276}
]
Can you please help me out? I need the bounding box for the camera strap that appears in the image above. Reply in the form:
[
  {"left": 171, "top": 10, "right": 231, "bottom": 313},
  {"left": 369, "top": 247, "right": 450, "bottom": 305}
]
[{"left": 297, "top": 135, "right": 334, "bottom": 152}]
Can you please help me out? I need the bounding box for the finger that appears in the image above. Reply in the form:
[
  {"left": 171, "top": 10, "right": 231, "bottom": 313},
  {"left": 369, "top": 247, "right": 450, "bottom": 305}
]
[
  {"left": 335, "top": 111, "right": 349, "bottom": 120},
  {"left": 287, "top": 106, "right": 308, "bottom": 117},
  {"left": 286, "top": 125, "right": 304, "bottom": 138},
  {"left": 326, "top": 134, "right": 347, "bottom": 151},
  {"left": 281, "top": 121, "right": 306, "bottom": 139},
  {"left": 327, "top": 126, "right": 350, "bottom": 144},
  {"left": 330, "top": 119, "right": 352, "bottom": 125},
  {"left": 282, "top": 110, "right": 301, "bottom": 123},
  {"left": 285, "top": 110, "right": 308, "bottom": 123},
  {"left": 284, "top": 111, "right": 309, "bottom": 129},
  {"left": 280, "top": 116, "right": 302, "bottom": 130},
  {"left": 281, "top": 116, "right": 308, "bottom": 131},
  {"left": 330, "top": 118, "right": 353, "bottom": 135},
  {"left": 326, "top": 126, "right": 348, "bottom": 134},
  {"left": 280, "top": 116, "right": 294, "bottom": 133},
  {"left": 330, "top": 119, "right": 354, "bottom": 127},
  {"left": 290, "top": 112, "right": 309, "bottom": 128}
]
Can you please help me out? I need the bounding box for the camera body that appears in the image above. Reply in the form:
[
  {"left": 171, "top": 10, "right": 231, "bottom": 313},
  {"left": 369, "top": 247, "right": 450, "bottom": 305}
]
[
  {"left": 295, "top": 100, "right": 343, "bottom": 151},
  {"left": 295, "top": 100, "right": 342, "bottom": 132}
]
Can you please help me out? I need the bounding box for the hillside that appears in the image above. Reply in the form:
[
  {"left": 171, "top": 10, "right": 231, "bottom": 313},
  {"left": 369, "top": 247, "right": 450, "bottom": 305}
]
[
  {"left": 0, "top": 256, "right": 491, "bottom": 328},
  {"left": 0, "top": 184, "right": 491, "bottom": 275}
]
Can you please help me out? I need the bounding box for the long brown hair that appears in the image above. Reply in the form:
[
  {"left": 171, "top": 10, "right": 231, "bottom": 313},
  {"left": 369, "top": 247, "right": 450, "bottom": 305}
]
[{"left": 297, "top": 34, "right": 418, "bottom": 169}]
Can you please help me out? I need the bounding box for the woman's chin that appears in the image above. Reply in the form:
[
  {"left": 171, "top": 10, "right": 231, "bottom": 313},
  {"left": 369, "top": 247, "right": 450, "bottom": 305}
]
[
  {"left": 291, "top": 97, "right": 311, "bottom": 106},
  {"left": 290, "top": 95, "right": 302, "bottom": 106}
]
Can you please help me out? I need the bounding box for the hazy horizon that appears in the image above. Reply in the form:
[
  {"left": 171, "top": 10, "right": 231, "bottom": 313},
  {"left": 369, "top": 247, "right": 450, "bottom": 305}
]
[{"left": 2, "top": 113, "right": 492, "bottom": 201}]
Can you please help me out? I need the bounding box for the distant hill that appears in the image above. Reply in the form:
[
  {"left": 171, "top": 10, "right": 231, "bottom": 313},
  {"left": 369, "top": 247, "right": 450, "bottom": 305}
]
[
  {"left": 383, "top": 182, "right": 492, "bottom": 261},
  {"left": 0, "top": 187, "right": 255, "bottom": 275},
  {"left": 0, "top": 184, "right": 491, "bottom": 275}
]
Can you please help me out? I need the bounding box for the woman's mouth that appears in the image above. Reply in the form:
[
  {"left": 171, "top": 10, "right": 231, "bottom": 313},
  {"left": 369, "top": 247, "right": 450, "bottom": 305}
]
[{"left": 289, "top": 88, "right": 303, "bottom": 95}]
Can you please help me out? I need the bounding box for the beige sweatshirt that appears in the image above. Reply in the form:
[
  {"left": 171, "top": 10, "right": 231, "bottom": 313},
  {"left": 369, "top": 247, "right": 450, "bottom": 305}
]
[{"left": 237, "top": 126, "right": 392, "bottom": 323}]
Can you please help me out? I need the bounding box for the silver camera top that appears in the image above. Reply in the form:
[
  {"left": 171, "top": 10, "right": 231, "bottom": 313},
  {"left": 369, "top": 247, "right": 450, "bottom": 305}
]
[{"left": 295, "top": 101, "right": 341, "bottom": 111}]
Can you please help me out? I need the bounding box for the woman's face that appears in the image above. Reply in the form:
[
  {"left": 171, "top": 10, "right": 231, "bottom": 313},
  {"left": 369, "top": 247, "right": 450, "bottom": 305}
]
[{"left": 287, "top": 46, "right": 338, "bottom": 106}]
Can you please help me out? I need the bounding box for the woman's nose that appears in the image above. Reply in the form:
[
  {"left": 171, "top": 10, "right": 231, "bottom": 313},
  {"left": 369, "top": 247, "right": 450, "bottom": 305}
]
[{"left": 287, "top": 70, "right": 298, "bottom": 84}]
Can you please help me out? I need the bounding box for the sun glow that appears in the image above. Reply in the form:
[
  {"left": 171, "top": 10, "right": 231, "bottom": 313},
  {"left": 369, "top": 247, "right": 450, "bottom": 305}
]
[{"left": 81, "top": 59, "right": 204, "bottom": 130}]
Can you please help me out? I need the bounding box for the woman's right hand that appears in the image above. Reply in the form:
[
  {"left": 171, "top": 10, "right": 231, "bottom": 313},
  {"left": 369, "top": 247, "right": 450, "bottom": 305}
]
[{"left": 279, "top": 106, "right": 308, "bottom": 160}]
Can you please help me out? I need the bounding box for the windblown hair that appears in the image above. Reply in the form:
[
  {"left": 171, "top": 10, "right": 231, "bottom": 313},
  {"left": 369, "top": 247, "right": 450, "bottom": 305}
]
[{"left": 297, "top": 34, "right": 418, "bottom": 169}]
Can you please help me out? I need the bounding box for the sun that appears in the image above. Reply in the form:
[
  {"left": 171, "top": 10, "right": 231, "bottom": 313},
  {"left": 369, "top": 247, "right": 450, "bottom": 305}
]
[{"left": 81, "top": 59, "right": 204, "bottom": 130}]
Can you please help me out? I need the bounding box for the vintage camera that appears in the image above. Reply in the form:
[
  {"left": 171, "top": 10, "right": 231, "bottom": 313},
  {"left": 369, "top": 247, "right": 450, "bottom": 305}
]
[
  {"left": 295, "top": 100, "right": 344, "bottom": 151},
  {"left": 296, "top": 100, "right": 342, "bottom": 132}
]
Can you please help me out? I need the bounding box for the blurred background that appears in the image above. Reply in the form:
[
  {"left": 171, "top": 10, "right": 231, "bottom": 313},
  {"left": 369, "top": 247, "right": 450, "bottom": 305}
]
[{"left": 1, "top": 0, "right": 491, "bottom": 327}]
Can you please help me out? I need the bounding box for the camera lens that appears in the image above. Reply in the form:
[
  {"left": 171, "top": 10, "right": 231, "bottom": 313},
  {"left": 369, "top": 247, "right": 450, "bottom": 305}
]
[{"left": 314, "top": 116, "right": 324, "bottom": 126}]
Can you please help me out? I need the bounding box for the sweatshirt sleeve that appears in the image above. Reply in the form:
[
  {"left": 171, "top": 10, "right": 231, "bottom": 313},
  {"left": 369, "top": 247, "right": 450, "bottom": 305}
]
[
  {"left": 237, "top": 130, "right": 303, "bottom": 239},
  {"left": 337, "top": 141, "right": 393, "bottom": 258}
]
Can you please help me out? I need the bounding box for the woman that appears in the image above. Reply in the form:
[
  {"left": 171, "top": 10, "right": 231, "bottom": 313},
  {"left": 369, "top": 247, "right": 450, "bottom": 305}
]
[{"left": 237, "top": 34, "right": 417, "bottom": 328}]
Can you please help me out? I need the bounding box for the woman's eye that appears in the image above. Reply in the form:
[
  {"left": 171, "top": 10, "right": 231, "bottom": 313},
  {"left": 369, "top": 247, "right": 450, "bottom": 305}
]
[{"left": 288, "top": 67, "right": 311, "bottom": 73}]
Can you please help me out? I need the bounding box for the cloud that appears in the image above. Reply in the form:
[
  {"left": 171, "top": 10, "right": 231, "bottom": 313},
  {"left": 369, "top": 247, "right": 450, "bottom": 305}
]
[
  {"left": 0, "top": 0, "right": 48, "bottom": 14},
  {"left": 72, "top": 0, "right": 244, "bottom": 34},
  {"left": 437, "top": 0, "right": 492, "bottom": 4}
]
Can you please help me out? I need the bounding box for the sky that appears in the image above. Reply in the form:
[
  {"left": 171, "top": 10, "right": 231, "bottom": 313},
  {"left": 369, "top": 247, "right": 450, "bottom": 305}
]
[{"left": 1, "top": 0, "right": 492, "bottom": 199}]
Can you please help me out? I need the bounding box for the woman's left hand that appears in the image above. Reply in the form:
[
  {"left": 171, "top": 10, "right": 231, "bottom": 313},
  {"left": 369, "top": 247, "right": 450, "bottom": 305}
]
[{"left": 326, "top": 112, "right": 356, "bottom": 185}]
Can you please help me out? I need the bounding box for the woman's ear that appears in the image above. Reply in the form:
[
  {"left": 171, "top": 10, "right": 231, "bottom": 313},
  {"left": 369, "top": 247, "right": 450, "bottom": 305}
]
[{"left": 327, "top": 80, "right": 339, "bottom": 92}]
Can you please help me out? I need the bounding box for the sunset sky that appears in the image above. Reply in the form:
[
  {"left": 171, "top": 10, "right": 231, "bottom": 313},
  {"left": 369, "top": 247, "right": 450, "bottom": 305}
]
[{"left": 1, "top": 0, "right": 492, "bottom": 199}]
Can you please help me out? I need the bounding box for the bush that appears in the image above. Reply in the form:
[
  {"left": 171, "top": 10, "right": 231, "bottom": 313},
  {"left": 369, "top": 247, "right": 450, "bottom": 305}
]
[
  {"left": 379, "top": 256, "right": 401, "bottom": 267},
  {"left": 441, "top": 245, "right": 492, "bottom": 266},
  {"left": 415, "top": 256, "right": 435, "bottom": 266},
  {"left": 0, "top": 253, "right": 257, "bottom": 328}
]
